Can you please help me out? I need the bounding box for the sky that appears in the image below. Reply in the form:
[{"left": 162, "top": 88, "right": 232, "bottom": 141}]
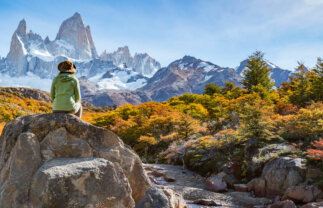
[{"left": 0, "top": 0, "right": 322, "bottom": 69}]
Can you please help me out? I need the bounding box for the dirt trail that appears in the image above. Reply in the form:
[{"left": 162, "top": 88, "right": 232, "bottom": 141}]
[{"left": 144, "top": 163, "right": 272, "bottom": 208}]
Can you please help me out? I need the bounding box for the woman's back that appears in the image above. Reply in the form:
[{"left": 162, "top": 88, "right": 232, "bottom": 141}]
[
  {"left": 50, "top": 60, "right": 82, "bottom": 118},
  {"left": 51, "top": 73, "right": 80, "bottom": 111}
]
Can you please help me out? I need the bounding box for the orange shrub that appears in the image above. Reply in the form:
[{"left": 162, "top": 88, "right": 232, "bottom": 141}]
[
  {"left": 0, "top": 122, "right": 5, "bottom": 136},
  {"left": 306, "top": 139, "right": 323, "bottom": 160}
]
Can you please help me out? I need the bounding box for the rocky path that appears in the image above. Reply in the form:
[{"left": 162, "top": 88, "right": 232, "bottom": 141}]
[{"left": 144, "top": 163, "right": 273, "bottom": 208}]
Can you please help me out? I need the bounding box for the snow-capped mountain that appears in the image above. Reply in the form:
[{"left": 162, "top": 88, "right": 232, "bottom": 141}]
[
  {"left": 0, "top": 13, "right": 161, "bottom": 93},
  {"left": 100, "top": 46, "right": 160, "bottom": 78},
  {"left": 139, "top": 55, "right": 242, "bottom": 102},
  {"left": 236, "top": 59, "right": 292, "bottom": 87},
  {"left": 79, "top": 77, "right": 151, "bottom": 106}
]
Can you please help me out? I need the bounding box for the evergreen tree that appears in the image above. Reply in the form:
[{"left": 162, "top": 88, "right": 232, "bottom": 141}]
[
  {"left": 241, "top": 51, "right": 274, "bottom": 92},
  {"left": 289, "top": 62, "right": 311, "bottom": 107},
  {"left": 312, "top": 58, "right": 323, "bottom": 101},
  {"left": 204, "top": 83, "right": 221, "bottom": 95}
]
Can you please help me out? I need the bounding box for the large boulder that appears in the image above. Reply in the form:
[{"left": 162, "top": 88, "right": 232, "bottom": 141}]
[
  {"left": 247, "top": 143, "right": 297, "bottom": 178},
  {"left": 262, "top": 157, "right": 306, "bottom": 196},
  {"left": 30, "top": 158, "right": 135, "bottom": 208},
  {"left": 247, "top": 157, "right": 307, "bottom": 197},
  {"left": 0, "top": 113, "right": 151, "bottom": 207}
]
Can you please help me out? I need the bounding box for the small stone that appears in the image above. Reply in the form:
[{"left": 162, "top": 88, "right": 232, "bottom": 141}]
[
  {"left": 164, "top": 173, "right": 176, "bottom": 182},
  {"left": 191, "top": 199, "right": 219, "bottom": 206},
  {"left": 247, "top": 178, "right": 266, "bottom": 197},
  {"left": 205, "top": 172, "right": 228, "bottom": 192}
]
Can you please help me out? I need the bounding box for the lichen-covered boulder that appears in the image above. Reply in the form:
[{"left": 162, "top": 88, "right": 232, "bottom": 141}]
[
  {"left": 0, "top": 113, "right": 151, "bottom": 207},
  {"left": 262, "top": 157, "right": 306, "bottom": 196},
  {"left": 247, "top": 157, "right": 307, "bottom": 197},
  {"left": 30, "top": 158, "right": 134, "bottom": 208}
]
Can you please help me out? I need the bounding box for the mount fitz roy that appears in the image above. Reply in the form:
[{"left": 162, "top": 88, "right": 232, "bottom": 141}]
[{"left": 0, "top": 13, "right": 292, "bottom": 106}]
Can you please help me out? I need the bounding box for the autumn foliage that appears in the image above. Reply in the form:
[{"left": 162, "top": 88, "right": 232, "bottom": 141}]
[{"left": 306, "top": 139, "right": 323, "bottom": 160}]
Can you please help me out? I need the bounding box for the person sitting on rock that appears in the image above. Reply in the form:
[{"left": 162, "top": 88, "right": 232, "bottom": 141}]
[{"left": 50, "top": 60, "right": 82, "bottom": 118}]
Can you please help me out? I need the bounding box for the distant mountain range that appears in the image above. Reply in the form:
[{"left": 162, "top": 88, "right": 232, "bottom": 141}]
[{"left": 0, "top": 12, "right": 293, "bottom": 106}]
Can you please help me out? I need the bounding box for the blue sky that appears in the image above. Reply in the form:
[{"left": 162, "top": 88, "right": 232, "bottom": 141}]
[{"left": 0, "top": 0, "right": 322, "bottom": 69}]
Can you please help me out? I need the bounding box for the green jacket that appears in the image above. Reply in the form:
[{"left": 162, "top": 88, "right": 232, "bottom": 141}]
[{"left": 50, "top": 73, "right": 81, "bottom": 111}]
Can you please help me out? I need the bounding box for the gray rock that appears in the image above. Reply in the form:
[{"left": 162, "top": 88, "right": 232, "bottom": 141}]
[
  {"left": 135, "top": 186, "right": 186, "bottom": 208},
  {"left": 0, "top": 113, "right": 151, "bottom": 207},
  {"left": 40, "top": 127, "right": 93, "bottom": 160},
  {"left": 247, "top": 157, "right": 307, "bottom": 197},
  {"left": 247, "top": 178, "right": 266, "bottom": 197},
  {"left": 283, "top": 185, "right": 323, "bottom": 203},
  {"left": 205, "top": 172, "right": 228, "bottom": 192},
  {"left": 30, "top": 158, "right": 135, "bottom": 208},
  {"left": 266, "top": 199, "right": 297, "bottom": 208},
  {"left": 247, "top": 143, "right": 296, "bottom": 179},
  {"left": 262, "top": 157, "right": 306, "bottom": 196},
  {"left": 0, "top": 132, "right": 41, "bottom": 207}
]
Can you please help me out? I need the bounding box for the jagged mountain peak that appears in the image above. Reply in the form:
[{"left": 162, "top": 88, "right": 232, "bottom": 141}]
[
  {"left": 44, "top": 36, "right": 50, "bottom": 44},
  {"left": 169, "top": 55, "right": 220, "bottom": 72},
  {"left": 100, "top": 46, "right": 161, "bottom": 78},
  {"left": 85, "top": 25, "right": 98, "bottom": 58},
  {"left": 73, "top": 12, "right": 81, "bottom": 18},
  {"left": 116, "top": 46, "right": 131, "bottom": 54},
  {"left": 54, "top": 12, "right": 95, "bottom": 60},
  {"left": 56, "top": 12, "right": 85, "bottom": 40},
  {"left": 171, "top": 55, "right": 207, "bottom": 66},
  {"left": 16, "top": 19, "right": 27, "bottom": 36}
]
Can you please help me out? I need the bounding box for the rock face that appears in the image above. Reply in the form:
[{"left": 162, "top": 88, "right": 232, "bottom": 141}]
[
  {"left": 30, "top": 158, "right": 134, "bottom": 208},
  {"left": 6, "top": 23, "right": 28, "bottom": 76},
  {"left": 55, "top": 12, "right": 96, "bottom": 60},
  {"left": 0, "top": 113, "right": 151, "bottom": 207}
]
